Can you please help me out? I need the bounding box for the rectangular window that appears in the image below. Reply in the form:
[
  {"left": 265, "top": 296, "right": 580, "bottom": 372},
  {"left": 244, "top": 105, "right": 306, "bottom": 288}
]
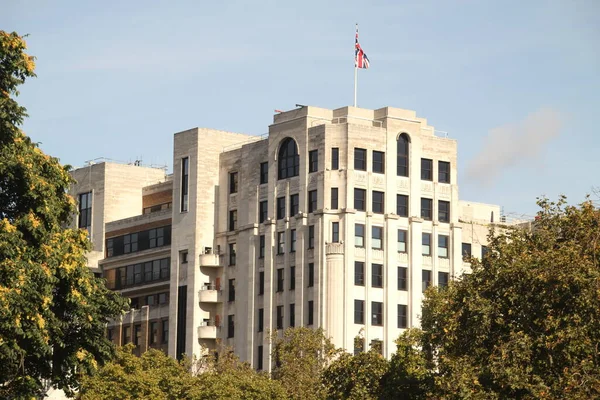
[
  {"left": 308, "top": 190, "right": 317, "bottom": 213},
  {"left": 354, "top": 300, "right": 365, "bottom": 324},
  {"left": 398, "top": 267, "right": 407, "bottom": 291},
  {"left": 372, "top": 302, "right": 383, "bottom": 326},
  {"left": 421, "top": 158, "right": 433, "bottom": 181},
  {"left": 482, "top": 245, "right": 489, "bottom": 259},
  {"left": 462, "top": 243, "right": 472, "bottom": 260},
  {"left": 134, "top": 324, "right": 142, "bottom": 346},
  {"left": 309, "top": 150, "right": 318, "bottom": 173},
  {"left": 354, "top": 148, "right": 367, "bottom": 171},
  {"left": 227, "top": 315, "right": 235, "bottom": 338},
  {"left": 422, "top": 270, "right": 432, "bottom": 292},
  {"left": 439, "top": 200, "right": 450, "bottom": 223},
  {"left": 228, "top": 279, "right": 235, "bottom": 302},
  {"left": 331, "top": 188, "right": 339, "bottom": 209},
  {"left": 78, "top": 191, "right": 92, "bottom": 230},
  {"left": 372, "top": 191, "right": 385, "bottom": 214},
  {"left": 181, "top": 157, "right": 189, "bottom": 212},
  {"left": 257, "top": 308, "right": 264, "bottom": 332},
  {"left": 162, "top": 320, "right": 169, "bottom": 344},
  {"left": 331, "top": 147, "right": 339, "bottom": 170},
  {"left": 373, "top": 151, "right": 385, "bottom": 173},
  {"left": 277, "top": 268, "right": 284, "bottom": 292},
  {"left": 277, "top": 197, "right": 285, "bottom": 220},
  {"left": 438, "top": 235, "right": 449, "bottom": 258},
  {"left": 308, "top": 225, "right": 315, "bottom": 249},
  {"left": 259, "top": 271, "right": 265, "bottom": 295},
  {"left": 259, "top": 201, "right": 268, "bottom": 223},
  {"left": 438, "top": 272, "right": 449, "bottom": 288},
  {"left": 290, "top": 194, "right": 299, "bottom": 216},
  {"left": 158, "top": 292, "right": 168, "bottom": 304},
  {"left": 150, "top": 322, "right": 158, "bottom": 344},
  {"left": 277, "top": 232, "right": 285, "bottom": 254},
  {"left": 398, "top": 229, "right": 407, "bottom": 253},
  {"left": 308, "top": 263, "right": 315, "bottom": 287},
  {"left": 355, "top": 223, "right": 365, "bottom": 247},
  {"left": 308, "top": 300, "right": 314, "bottom": 325},
  {"left": 260, "top": 162, "right": 268, "bottom": 184},
  {"left": 372, "top": 226, "right": 383, "bottom": 250},
  {"left": 259, "top": 235, "right": 265, "bottom": 259},
  {"left": 257, "top": 345, "right": 264, "bottom": 370},
  {"left": 229, "top": 243, "right": 236, "bottom": 265},
  {"left": 122, "top": 326, "right": 131, "bottom": 345},
  {"left": 290, "top": 229, "right": 296, "bottom": 253},
  {"left": 421, "top": 198, "right": 433, "bottom": 221},
  {"left": 438, "top": 161, "right": 450, "bottom": 183},
  {"left": 354, "top": 338, "right": 365, "bottom": 355},
  {"left": 422, "top": 233, "right": 431, "bottom": 256},
  {"left": 372, "top": 264, "right": 383, "bottom": 288},
  {"left": 229, "top": 210, "right": 237, "bottom": 231},
  {"left": 354, "top": 261, "right": 365, "bottom": 286},
  {"left": 398, "top": 304, "right": 408, "bottom": 329},
  {"left": 289, "top": 303, "right": 295, "bottom": 327},
  {"left": 229, "top": 172, "right": 238, "bottom": 194},
  {"left": 354, "top": 188, "right": 366, "bottom": 211},
  {"left": 332, "top": 222, "right": 339, "bottom": 243},
  {"left": 290, "top": 266, "right": 296, "bottom": 290},
  {"left": 397, "top": 194, "right": 408, "bottom": 217},
  {"left": 276, "top": 305, "right": 284, "bottom": 330},
  {"left": 371, "top": 340, "right": 383, "bottom": 355}
]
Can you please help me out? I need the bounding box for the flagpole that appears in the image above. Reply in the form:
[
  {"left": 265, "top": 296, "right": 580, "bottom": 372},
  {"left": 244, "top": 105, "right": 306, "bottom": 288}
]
[{"left": 354, "top": 23, "right": 358, "bottom": 107}]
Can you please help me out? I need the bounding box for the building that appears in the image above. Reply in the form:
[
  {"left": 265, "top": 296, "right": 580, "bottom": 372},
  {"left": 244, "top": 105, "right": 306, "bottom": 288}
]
[{"left": 69, "top": 105, "right": 500, "bottom": 369}]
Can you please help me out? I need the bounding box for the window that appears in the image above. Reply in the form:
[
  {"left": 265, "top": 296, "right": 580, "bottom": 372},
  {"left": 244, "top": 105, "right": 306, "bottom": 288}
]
[
  {"left": 331, "top": 188, "right": 339, "bottom": 209},
  {"left": 372, "top": 264, "right": 383, "bottom": 288},
  {"left": 78, "top": 192, "right": 92, "bottom": 230},
  {"left": 259, "top": 235, "right": 265, "bottom": 258},
  {"left": 332, "top": 222, "right": 339, "bottom": 243},
  {"left": 181, "top": 251, "right": 188, "bottom": 264},
  {"left": 308, "top": 190, "right": 317, "bottom": 213},
  {"left": 277, "top": 197, "right": 286, "bottom": 220},
  {"left": 398, "top": 267, "right": 407, "bottom": 291},
  {"left": 354, "top": 189, "right": 366, "bottom": 211},
  {"left": 422, "top": 233, "right": 431, "bottom": 256},
  {"left": 421, "top": 198, "right": 433, "bottom": 221},
  {"left": 277, "top": 268, "right": 284, "bottom": 292},
  {"left": 290, "top": 194, "right": 299, "bottom": 216},
  {"left": 257, "top": 308, "right": 264, "bottom": 332},
  {"left": 107, "top": 328, "right": 114, "bottom": 342},
  {"left": 438, "top": 235, "right": 449, "bottom": 258},
  {"left": 227, "top": 315, "right": 235, "bottom": 338},
  {"left": 229, "top": 172, "right": 238, "bottom": 194},
  {"left": 158, "top": 292, "right": 168, "bottom": 304},
  {"left": 162, "top": 320, "right": 169, "bottom": 344},
  {"left": 331, "top": 147, "right": 339, "bottom": 170},
  {"left": 372, "top": 302, "right": 383, "bottom": 326},
  {"left": 290, "top": 266, "right": 296, "bottom": 290},
  {"left": 278, "top": 138, "right": 300, "bottom": 179},
  {"left": 122, "top": 326, "right": 131, "bottom": 345},
  {"left": 354, "top": 261, "right": 365, "bottom": 286},
  {"left": 308, "top": 263, "right": 315, "bottom": 287},
  {"left": 260, "top": 162, "right": 268, "bottom": 184},
  {"left": 421, "top": 158, "right": 433, "bottom": 181},
  {"left": 228, "top": 279, "right": 235, "bottom": 302},
  {"left": 372, "top": 226, "right": 383, "bottom": 250},
  {"left": 397, "top": 133, "right": 409, "bottom": 177},
  {"left": 309, "top": 150, "right": 318, "bottom": 173},
  {"left": 373, "top": 151, "right": 385, "bottom": 173},
  {"left": 422, "top": 270, "right": 432, "bottom": 292},
  {"left": 462, "top": 243, "right": 472, "bottom": 260},
  {"left": 181, "top": 157, "right": 189, "bottom": 212},
  {"left": 354, "top": 300, "right": 365, "bottom": 324},
  {"left": 134, "top": 324, "right": 142, "bottom": 346},
  {"left": 308, "top": 300, "right": 314, "bottom": 325},
  {"left": 372, "top": 191, "right": 385, "bottom": 214},
  {"left": 371, "top": 339, "right": 383, "bottom": 355},
  {"left": 354, "top": 148, "right": 367, "bottom": 170},
  {"left": 289, "top": 304, "right": 295, "bottom": 327},
  {"left": 277, "top": 232, "right": 285, "bottom": 254},
  {"left": 257, "top": 345, "right": 264, "bottom": 370},
  {"left": 355, "top": 224, "right": 365, "bottom": 247},
  {"left": 105, "top": 225, "right": 172, "bottom": 258},
  {"left": 398, "top": 305, "right": 407, "bottom": 329},
  {"left": 439, "top": 200, "right": 450, "bottom": 223},
  {"left": 308, "top": 225, "right": 315, "bottom": 249},
  {"left": 259, "top": 271, "right": 265, "bottom": 295},
  {"left": 106, "top": 238, "right": 114, "bottom": 257},
  {"left": 398, "top": 229, "right": 407, "bottom": 253},
  {"left": 397, "top": 195, "right": 408, "bottom": 217},
  {"left": 438, "top": 272, "right": 449, "bottom": 288},
  {"left": 482, "top": 245, "right": 489, "bottom": 259},
  {"left": 439, "top": 161, "right": 450, "bottom": 183},
  {"left": 150, "top": 322, "right": 158, "bottom": 344},
  {"left": 354, "top": 338, "right": 365, "bottom": 355},
  {"left": 229, "top": 210, "right": 237, "bottom": 231},
  {"left": 229, "top": 243, "right": 236, "bottom": 265},
  {"left": 290, "top": 229, "right": 296, "bottom": 252},
  {"left": 276, "top": 305, "right": 284, "bottom": 330},
  {"left": 149, "top": 227, "right": 165, "bottom": 248},
  {"left": 123, "top": 233, "right": 138, "bottom": 254},
  {"left": 259, "top": 201, "right": 268, "bottom": 223}
]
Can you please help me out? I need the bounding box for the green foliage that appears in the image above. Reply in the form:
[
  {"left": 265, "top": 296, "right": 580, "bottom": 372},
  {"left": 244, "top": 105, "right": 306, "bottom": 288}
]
[{"left": 0, "top": 31, "right": 129, "bottom": 398}]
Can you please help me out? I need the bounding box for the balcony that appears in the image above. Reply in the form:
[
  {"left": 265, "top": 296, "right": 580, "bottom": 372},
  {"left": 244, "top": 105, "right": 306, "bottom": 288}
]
[
  {"left": 198, "top": 320, "right": 219, "bottom": 339},
  {"left": 198, "top": 285, "right": 221, "bottom": 303},
  {"left": 199, "top": 253, "right": 222, "bottom": 268}
]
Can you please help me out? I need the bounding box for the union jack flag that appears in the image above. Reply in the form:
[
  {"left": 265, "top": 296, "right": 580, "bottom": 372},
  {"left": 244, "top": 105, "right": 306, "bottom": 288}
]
[{"left": 355, "top": 26, "right": 370, "bottom": 69}]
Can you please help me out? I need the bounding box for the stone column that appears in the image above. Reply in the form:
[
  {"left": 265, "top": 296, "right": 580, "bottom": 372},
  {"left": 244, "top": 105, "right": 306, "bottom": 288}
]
[{"left": 325, "top": 242, "right": 345, "bottom": 346}]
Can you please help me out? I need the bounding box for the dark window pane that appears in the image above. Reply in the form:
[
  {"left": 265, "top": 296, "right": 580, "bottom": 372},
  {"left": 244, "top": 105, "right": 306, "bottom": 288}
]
[
  {"left": 260, "top": 162, "right": 269, "bottom": 184},
  {"left": 421, "top": 158, "right": 433, "bottom": 181},
  {"left": 398, "top": 267, "right": 407, "bottom": 290},
  {"left": 421, "top": 198, "right": 433, "bottom": 220},
  {"left": 354, "top": 189, "right": 366, "bottom": 211},
  {"left": 309, "top": 150, "right": 318, "bottom": 173},
  {"left": 371, "top": 302, "right": 383, "bottom": 326},
  {"left": 278, "top": 138, "right": 300, "bottom": 180},
  {"left": 331, "top": 188, "right": 338, "bottom": 209},
  {"left": 372, "top": 191, "right": 384, "bottom": 214},
  {"left": 354, "top": 300, "right": 364, "bottom": 324},
  {"left": 439, "top": 200, "right": 450, "bottom": 223},
  {"left": 332, "top": 148, "right": 339, "bottom": 170},
  {"left": 397, "top": 134, "right": 409, "bottom": 177},
  {"left": 355, "top": 224, "right": 365, "bottom": 247},
  {"left": 354, "top": 261, "right": 365, "bottom": 286},
  {"left": 438, "top": 161, "right": 450, "bottom": 183},
  {"left": 372, "top": 264, "right": 383, "bottom": 288},
  {"left": 354, "top": 148, "right": 367, "bottom": 171},
  {"left": 373, "top": 151, "right": 385, "bottom": 173}
]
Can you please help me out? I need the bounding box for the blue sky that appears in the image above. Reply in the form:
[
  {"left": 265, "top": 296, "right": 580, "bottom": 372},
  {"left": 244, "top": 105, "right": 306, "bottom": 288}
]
[{"left": 4, "top": 0, "right": 599, "bottom": 217}]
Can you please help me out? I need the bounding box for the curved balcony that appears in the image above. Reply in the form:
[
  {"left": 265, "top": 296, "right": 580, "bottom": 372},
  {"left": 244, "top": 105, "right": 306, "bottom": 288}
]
[
  {"left": 199, "top": 253, "right": 222, "bottom": 268},
  {"left": 198, "top": 285, "right": 221, "bottom": 303},
  {"left": 198, "top": 320, "right": 219, "bottom": 339}
]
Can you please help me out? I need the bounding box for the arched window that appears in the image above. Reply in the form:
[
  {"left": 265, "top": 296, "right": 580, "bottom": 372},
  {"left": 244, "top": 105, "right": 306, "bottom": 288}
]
[
  {"left": 397, "top": 133, "right": 410, "bottom": 177},
  {"left": 278, "top": 138, "right": 300, "bottom": 180}
]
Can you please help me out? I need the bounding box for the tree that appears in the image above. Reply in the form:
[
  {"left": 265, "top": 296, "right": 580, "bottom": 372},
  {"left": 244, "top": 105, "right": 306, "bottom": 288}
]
[
  {"left": 0, "top": 31, "right": 129, "bottom": 398},
  {"left": 271, "top": 327, "right": 340, "bottom": 400},
  {"left": 416, "top": 197, "right": 600, "bottom": 399}
]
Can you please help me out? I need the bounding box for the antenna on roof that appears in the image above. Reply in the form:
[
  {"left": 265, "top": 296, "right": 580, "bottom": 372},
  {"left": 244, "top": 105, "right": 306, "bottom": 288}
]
[{"left": 295, "top": 104, "right": 306, "bottom": 108}]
